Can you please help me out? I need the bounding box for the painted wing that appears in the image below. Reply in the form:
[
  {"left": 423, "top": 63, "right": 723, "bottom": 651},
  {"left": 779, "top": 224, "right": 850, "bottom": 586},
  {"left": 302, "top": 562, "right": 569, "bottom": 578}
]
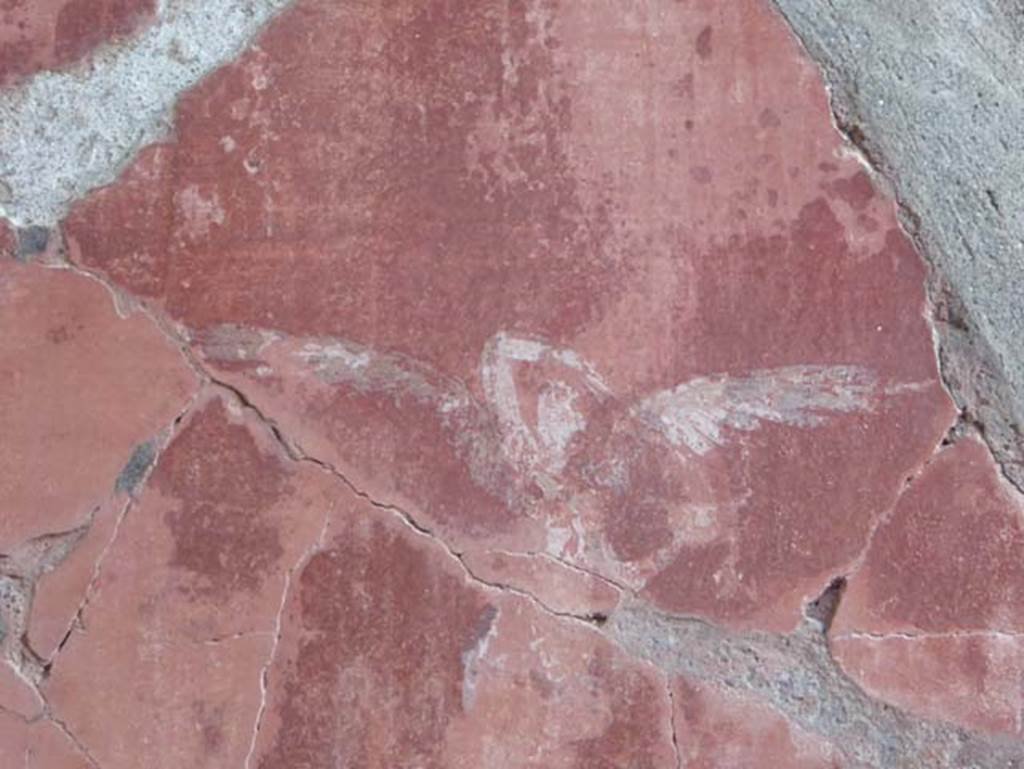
[{"left": 635, "top": 365, "right": 879, "bottom": 455}]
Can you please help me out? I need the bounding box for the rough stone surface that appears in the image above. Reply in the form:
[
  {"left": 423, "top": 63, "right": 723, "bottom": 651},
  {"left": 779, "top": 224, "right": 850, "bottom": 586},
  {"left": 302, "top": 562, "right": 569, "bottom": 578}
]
[
  {"left": 1, "top": 0, "right": 1022, "bottom": 766},
  {"left": 769, "top": 0, "right": 1024, "bottom": 493}
]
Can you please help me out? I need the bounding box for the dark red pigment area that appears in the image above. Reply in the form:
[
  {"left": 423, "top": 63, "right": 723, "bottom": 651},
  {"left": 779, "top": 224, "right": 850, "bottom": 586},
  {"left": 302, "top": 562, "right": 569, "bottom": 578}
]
[
  {"left": 300, "top": 383, "right": 519, "bottom": 536},
  {"left": 671, "top": 203, "right": 935, "bottom": 384},
  {"left": 152, "top": 398, "right": 291, "bottom": 598},
  {"left": 67, "top": 0, "right": 625, "bottom": 381},
  {"left": 256, "top": 519, "right": 493, "bottom": 769}
]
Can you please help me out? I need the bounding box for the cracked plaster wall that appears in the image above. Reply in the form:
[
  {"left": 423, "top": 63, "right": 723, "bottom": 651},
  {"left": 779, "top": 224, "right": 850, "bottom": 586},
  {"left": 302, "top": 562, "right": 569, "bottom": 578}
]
[
  {"left": 769, "top": 0, "right": 1024, "bottom": 493},
  {"left": 1, "top": 1, "right": 1023, "bottom": 768}
]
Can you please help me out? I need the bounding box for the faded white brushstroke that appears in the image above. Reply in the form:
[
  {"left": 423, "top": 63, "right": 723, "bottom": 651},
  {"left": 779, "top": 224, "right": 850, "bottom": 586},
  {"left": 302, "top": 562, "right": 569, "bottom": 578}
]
[
  {"left": 480, "top": 332, "right": 608, "bottom": 477},
  {"left": 536, "top": 382, "right": 586, "bottom": 474},
  {"left": 636, "top": 365, "right": 879, "bottom": 455},
  {"left": 0, "top": 0, "right": 295, "bottom": 226},
  {"left": 295, "top": 337, "right": 453, "bottom": 408},
  {"left": 286, "top": 333, "right": 901, "bottom": 547},
  {"left": 461, "top": 607, "right": 500, "bottom": 711},
  {"left": 296, "top": 341, "right": 371, "bottom": 372},
  {"left": 480, "top": 333, "right": 539, "bottom": 466},
  {"left": 289, "top": 335, "right": 530, "bottom": 509}
]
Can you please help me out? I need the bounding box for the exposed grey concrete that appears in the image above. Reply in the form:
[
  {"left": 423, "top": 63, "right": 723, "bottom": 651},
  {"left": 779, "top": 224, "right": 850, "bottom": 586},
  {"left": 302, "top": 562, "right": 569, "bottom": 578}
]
[
  {"left": 769, "top": 0, "right": 1024, "bottom": 492},
  {"left": 0, "top": 0, "right": 294, "bottom": 228},
  {"left": 609, "top": 601, "right": 1024, "bottom": 769}
]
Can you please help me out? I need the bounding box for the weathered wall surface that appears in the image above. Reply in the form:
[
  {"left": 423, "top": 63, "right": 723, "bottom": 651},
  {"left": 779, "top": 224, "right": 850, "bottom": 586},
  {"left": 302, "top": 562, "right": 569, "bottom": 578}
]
[
  {"left": 770, "top": 0, "right": 1024, "bottom": 493},
  {"left": 0, "top": 0, "right": 155, "bottom": 87},
  {"left": 1, "top": 1, "right": 1022, "bottom": 767}
]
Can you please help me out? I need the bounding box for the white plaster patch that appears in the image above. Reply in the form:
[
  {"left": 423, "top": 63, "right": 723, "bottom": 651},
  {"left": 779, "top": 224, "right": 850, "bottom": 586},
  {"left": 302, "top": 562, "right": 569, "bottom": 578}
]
[
  {"left": 545, "top": 526, "right": 573, "bottom": 557},
  {"left": 176, "top": 184, "right": 225, "bottom": 238}
]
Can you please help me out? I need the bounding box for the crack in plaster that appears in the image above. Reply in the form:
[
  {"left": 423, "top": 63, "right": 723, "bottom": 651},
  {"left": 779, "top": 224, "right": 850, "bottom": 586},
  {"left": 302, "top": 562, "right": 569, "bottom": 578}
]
[
  {"left": 0, "top": 0, "right": 299, "bottom": 227},
  {"left": 242, "top": 512, "right": 330, "bottom": 769},
  {"left": 0, "top": 702, "right": 32, "bottom": 724},
  {"left": 213, "top": 377, "right": 611, "bottom": 630},
  {"left": 486, "top": 548, "right": 631, "bottom": 597},
  {"left": 834, "top": 630, "right": 1024, "bottom": 644},
  {"left": 663, "top": 672, "right": 683, "bottom": 769},
  {"left": 0, "top": 387, "right": 203, "bottom": 769},
  {"left": 25, "top": 254, "right": 623, "bottom": 648},
  {"left": 69, "top": 271, "right": 630, "bottom": 629},
  {"left": 0, "top": 1, "right": 1017, "bottom": 762},
  {"left": 837, "top": 428, "right": 956, "bottom": 586},
  {"left": 201, "top": 368, "right": 1024, "bottom": 769},
  {"left": 48, "top": 253, "right": 1024, "bottom": 768},
  {"left": 0, "top": 536, "right": 104, "bottom": 768},
  {"left": 1, "top": 524, "right": 92, "bottom": 685},
  {"left": 47, "top": 710, "right": 102, "bottom": 769},
  {"left": 45, "top": 390, "right": 202, "bottom": 672}
]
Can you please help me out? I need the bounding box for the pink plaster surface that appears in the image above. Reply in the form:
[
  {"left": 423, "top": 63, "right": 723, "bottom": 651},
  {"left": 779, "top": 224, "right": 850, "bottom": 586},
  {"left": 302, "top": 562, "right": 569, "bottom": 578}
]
[
  {"left": 832, "top": 634, "right": 1024, "bottom": 738},
  {"left": 2, "top": 0, "right": 1021, "bottom": 765},
  {"left": 0, "top": 260, "right": 197, "bottom": 551}
]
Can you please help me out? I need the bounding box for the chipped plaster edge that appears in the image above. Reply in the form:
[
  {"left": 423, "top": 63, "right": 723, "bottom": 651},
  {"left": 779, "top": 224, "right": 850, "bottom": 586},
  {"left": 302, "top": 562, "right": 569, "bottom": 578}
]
[
  {"left": 0, "top": 0, "right": 298, "bottom": 227},
  {"left": 765, "top": 0, "right": 1024, "bottom": 497}
]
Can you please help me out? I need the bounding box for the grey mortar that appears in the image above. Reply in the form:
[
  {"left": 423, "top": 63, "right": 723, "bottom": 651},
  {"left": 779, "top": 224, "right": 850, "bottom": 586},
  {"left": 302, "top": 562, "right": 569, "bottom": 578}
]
[
  {"left": 766, "top": 0, "right": 1024, "bottom": 492},
  {"left": 0, "top": 0, "right": 295, "bottom": 228},
  {"left": 609, "top": 602, "right": 1024, "bottom": 768}
]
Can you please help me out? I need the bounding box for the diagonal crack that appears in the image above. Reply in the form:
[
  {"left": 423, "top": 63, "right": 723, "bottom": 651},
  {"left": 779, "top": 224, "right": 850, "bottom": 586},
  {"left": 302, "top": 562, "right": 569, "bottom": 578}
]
[
  {"left": 212, "top": 377, "right": 611, "bottom": 630},
  {"left": 44, "top": 389, "right": 202, "bottom": 673},
  {"left": 54, "top": 248, "right": 1024, "bottom": 769},
  {"left": 47, "top": 709, "right": 103, "bottom": 769},
  {"left": 485, "top": 547, "right": 633, "bottom": 597},
  {"left": 206, "top": 364, "right": 1024, "bottom": 768},
  {"left": 1, "top": 4, "right": 1017, "bottom": 762},
  {"left": 242, "top": 512, "right": 330, "bottom": 769},
  {"left": 663, "top": 672, "right": 683, "bottom": 769},
  {"left": 836, "top": 428, "right": 953, "bottom": 586},
  {"left": 1, "top": 523, "right": 94, "bottom": 686}
]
